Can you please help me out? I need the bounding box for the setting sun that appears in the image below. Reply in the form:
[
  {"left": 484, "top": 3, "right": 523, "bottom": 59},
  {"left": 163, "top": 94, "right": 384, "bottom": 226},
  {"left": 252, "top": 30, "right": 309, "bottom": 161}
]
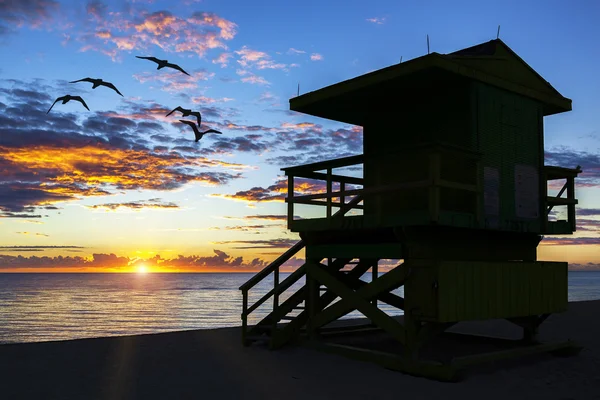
[{"left": 137, "top": 265, "right": 148, "bottom": 274}]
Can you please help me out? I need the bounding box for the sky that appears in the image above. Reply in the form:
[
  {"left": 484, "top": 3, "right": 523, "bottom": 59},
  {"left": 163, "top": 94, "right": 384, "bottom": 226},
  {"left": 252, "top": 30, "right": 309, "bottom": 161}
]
[{"left": 0, "top": 0, "right": 599, "bottom": 272}]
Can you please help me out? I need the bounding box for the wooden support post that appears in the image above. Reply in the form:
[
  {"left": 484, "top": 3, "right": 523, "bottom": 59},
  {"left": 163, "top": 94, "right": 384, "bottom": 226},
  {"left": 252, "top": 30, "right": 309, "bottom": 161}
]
[
  {"left": 306, "top": 259, "right": 322, "bottom": 340},
  {"left": 567, "top": 177, "right": 576, "bottom": 232},
  {"left": 273, "top": 268, "right": 280, "bottom": 312},
  {"left": 287, "top": 174, "right": 294, "bottom": 229},
  {"left": 372, "top": 259, "right": 378, "bottom": 307},
  {"left": 429, "top": 152, "right": 441, "bottom": 223},
  {"left": 326, "top": 168, "right": 333, "bottom": 222},
  {"left": 340, "top": 181, "right": 346, "bottom": 215},
  {"left": 242, "top": 290, "right": 249, "bottom": 346}
]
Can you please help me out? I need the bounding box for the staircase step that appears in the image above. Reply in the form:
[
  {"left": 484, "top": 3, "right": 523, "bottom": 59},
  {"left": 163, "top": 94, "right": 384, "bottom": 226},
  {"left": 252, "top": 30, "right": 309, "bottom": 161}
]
[
  {"left": 280, "top": 316, "right": 296, "bottom": 320},
  {"left": 293, "top": 306, "right": 305, "bottom": 310}
]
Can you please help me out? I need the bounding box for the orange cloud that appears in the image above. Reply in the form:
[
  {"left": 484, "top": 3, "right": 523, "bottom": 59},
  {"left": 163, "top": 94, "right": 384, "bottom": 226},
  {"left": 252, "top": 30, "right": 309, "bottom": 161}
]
[
  {"left": 0, "top": 145, "right": 247, "bottom": 209},
  {"left": 75, "top": 10, "right": 237, "bottom": 60}
]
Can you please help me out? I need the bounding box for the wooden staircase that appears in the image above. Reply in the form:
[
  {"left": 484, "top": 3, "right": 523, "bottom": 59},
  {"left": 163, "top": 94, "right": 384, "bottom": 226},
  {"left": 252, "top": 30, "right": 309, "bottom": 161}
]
[{"left": 239, "top": 195, "right": 365, "bottom": 349}]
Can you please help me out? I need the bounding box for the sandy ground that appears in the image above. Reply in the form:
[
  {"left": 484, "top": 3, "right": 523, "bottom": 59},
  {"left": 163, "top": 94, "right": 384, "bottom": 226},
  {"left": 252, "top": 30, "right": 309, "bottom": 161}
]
[{"left": 1, "top": 300, "right": 599, "bottom": 400}]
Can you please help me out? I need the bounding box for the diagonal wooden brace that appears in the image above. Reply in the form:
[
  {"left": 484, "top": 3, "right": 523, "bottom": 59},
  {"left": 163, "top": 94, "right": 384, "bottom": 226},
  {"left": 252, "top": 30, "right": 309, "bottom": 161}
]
[{"left": 307, "top": 262, "right": 409, "bottom": 344}]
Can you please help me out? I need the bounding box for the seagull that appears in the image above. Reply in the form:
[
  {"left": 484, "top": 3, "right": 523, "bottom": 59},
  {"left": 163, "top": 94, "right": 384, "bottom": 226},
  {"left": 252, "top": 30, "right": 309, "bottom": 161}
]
[
  {"left": 179, "top": 120, "right": 222, "bottom": 142},
  {"left": 166, "top": 106, "right": 202, "bottom": 126},
  {"left": 69, "top": 78, "right": 123, "bottom": 96},
  {"left": 47, "top": 95, "right": 90, "bottom": 114},
  {"left": 135, "top": 56, "right": 191, "bottom": 76}
]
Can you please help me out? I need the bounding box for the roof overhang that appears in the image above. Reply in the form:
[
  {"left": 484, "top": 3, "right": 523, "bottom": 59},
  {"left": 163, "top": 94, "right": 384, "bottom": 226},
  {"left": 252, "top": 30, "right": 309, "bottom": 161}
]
[{"left": 290, "top": 52, "right": 571, "bottom": 125}]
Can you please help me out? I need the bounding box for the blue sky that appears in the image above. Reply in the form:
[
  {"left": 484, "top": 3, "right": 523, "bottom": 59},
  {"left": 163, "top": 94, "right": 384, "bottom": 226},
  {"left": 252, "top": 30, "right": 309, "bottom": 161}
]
[{"left": 0, "top": 0, "right": 599, "bottom": 271}]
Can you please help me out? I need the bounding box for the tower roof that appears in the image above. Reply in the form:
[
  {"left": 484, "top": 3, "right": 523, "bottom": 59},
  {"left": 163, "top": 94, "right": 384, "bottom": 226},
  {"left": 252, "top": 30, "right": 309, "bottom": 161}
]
[{"left": 290, "top": 39, "right": 571, "bottom": 125}]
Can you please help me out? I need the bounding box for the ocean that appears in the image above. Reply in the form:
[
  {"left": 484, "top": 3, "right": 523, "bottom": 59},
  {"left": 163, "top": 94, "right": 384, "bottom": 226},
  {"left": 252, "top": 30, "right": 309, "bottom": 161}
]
[{"left": 1, "top": 271, "right": 599, "bottom": 345}]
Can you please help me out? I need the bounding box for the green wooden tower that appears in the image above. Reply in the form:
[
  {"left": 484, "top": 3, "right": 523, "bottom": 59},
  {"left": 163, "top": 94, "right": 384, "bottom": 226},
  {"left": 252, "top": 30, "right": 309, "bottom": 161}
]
[{"left": 239, "top": 39, "right": 582, "bottom": 381}]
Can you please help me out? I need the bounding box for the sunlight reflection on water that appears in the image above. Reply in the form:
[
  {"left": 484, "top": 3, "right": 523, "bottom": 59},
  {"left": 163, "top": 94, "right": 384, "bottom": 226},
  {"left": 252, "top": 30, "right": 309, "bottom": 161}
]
[{"left": 0, "top": 271, "right": 598, "bottom": 344}]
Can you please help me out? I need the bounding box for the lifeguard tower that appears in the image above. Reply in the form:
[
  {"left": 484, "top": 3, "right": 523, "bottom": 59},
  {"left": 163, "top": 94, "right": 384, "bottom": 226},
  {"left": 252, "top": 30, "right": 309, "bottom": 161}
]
[{"left": 239, "top": 38, "right": 583, "bottom": 381}]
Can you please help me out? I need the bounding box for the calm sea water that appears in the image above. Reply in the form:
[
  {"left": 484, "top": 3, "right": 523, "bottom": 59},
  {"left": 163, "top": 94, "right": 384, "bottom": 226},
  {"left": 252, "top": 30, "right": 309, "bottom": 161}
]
[{"left": 0, "top": 271, "right": 599, "bottom": 345}]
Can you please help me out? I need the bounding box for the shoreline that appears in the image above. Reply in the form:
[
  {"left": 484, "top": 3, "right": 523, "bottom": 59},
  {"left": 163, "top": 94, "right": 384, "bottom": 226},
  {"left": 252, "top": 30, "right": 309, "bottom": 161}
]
[
  {"left": 1, "top": 300, "right": 599, "bottom": 399},
  {"left": 1, "top": 299, "right": 599, "bottom": 347}
]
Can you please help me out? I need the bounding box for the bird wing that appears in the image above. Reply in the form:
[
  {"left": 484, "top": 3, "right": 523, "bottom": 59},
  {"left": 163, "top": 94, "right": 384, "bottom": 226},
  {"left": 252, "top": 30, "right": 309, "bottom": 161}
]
[
  {"left": 204, "top": 129, "right": 222, "bottom": 135},
  {"left": 189, "top": 111, "right": 202, "bottom": 125},
  {"left": 71, "top": 96, "right": 90, "bottom": 111},
  {"left": 166, "top": 62, "right": 190, "bottom": 76},
  {"left": 166, "top": 106, "right": 185, "bottom": 117},
  {"left": 47, "top": 97, "right": 63, "bottom": 114},
  {"left": 179, "top": 120, "right": 201, "bottom": 141},
  {"left": 69, "top": 78, "right": 95, "bottom": 84},
  {"left": 101, "top": 81, "right": 123, "bottom": 96},
  {"left": 136, "top": 56, "right": 161, "bottom": 64}
]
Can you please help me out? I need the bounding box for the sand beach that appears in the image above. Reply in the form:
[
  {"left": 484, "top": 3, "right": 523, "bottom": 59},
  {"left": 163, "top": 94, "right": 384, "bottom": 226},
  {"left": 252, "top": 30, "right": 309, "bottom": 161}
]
[{"left": 1, "top": 300, "right": 599, "bottom": 400}]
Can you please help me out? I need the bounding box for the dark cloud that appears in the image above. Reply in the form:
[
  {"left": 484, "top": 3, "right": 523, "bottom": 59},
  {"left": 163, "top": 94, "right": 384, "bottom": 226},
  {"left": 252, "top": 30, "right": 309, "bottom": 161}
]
[
  {"left": 0, "top": 0, "right": 59, "bottom": 35},
  {"left": 0, "top": 250, "right": 277, "bottom": 270},
  {"left": 211, "top": 238, "right": 299, "bottom": 249},
  {"left": 86, "top": 199, "right": 179, "bottom": 211},
  {"left": 545, "top": 147, "right": 600, "bottom": 187},
  {"left": 541, "top": 237, "right": 600, "bottom": 245},
  {"left": 577, "top": 208, "right": 600, "bottom": 217},
  {"left": 569, "top": 262, "right": 600, "bottom": 271},
  {"left": 224, "top": 214, "right": 302, "bottom": 221},
  {"left": 0, "top": 79, "right": 249, "bottom": 216}
]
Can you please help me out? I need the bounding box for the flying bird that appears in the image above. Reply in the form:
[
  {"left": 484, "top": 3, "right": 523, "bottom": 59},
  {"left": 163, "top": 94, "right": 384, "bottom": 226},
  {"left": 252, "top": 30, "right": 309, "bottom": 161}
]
[
  {"left": 166, "top": 106, "right": 202, "bottom": 126},
  {"left": 179, "top": 120, "right": 222, "bottom": 142},
  {"left": 69, "top": 78, "right": 123, "bottom": 96},
  {"left": 135, "top": 56, "right": 191, "bottom": 76},
  {"left": 47, "top": 95, "right": 90, "bottom": 114}
]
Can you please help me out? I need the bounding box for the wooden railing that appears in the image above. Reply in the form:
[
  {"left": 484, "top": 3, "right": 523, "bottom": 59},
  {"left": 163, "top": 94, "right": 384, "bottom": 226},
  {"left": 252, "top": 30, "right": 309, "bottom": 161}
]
[
  {"left": 543, "top": 165, "right": 582, "bottom": 232},
  {"left": 281, "top": 154, "right": 365, "bottom": 229},
  {"left": 281, "top": 143, "right": 482, "bottom": 229}
]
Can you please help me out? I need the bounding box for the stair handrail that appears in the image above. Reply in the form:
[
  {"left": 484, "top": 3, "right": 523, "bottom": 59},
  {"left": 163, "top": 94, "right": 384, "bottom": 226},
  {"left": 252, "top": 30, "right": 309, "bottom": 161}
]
[{"left": 239, "top": 193, "right": 364, "bottom": 292}]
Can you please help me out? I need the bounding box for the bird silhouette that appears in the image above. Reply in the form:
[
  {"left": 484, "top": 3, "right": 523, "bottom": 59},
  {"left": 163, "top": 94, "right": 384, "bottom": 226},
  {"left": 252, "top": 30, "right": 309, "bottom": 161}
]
[
  {"left": 179, "top": 120, "right": 222, "bottom": 142},
  {"left": 166, "top": 106, "right": 201, "bottom": 126},
  {"left": 69, "top": 78, "right": 123, "bottom": 96},
  {"left": 135, "top": 56, "right": 191, "bottom": 76},
  {"left": 47, "top": 95, "right": 90, "bottom": 114}
]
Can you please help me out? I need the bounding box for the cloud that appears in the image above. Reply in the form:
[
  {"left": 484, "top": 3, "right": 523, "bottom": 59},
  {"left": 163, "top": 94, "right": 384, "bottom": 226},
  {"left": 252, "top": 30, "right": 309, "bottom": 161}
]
[
  {"left": 577, "top": 208, "right": 600, "bottom": 217},
  {"left": 568, "top": 262, "right": 600, "bottom": 271},
  {"left": 190, "top": 96, "right": 235, "bottom": 104},
  {"left": 366, "top": 17, "right": 386, "bottom": 25},
  {"left": 223, "top": 214, "right": 296, "bottom": 221},
  {"left": 0, "top": 250, "right": 276, "bottom": 271},
  {"left": 73, "top": 9, "right": 238, "bottom": 61},
  {"left": 209, "top": 224, "right": 281, "bottom": 231},
  {"left": 86, "top": 198, "right": 180, "bottom": 211},
  {"left": 235, "top": 70, "right": 271, "bottom": 85},
  {"left": 212, "top": 52, "right": 233, "bottom": 67},
  {"left": 545, "top": 147, "right": 600, "bottom": 188},
  {"left": 0, "top": 79, "right": 248, "bottom": 216},
  {"left": 235, "top": 45, "right": 288, "bottom": 70},
  {"left": 287, "top": 48, "right": 306, "bottom": 55},
  {"left": 310, "top": 53, "right": 323, "bottom": 61},
  {"left": 0, "top": 0, "right": 59, "bottom": 35},
  {"left": 211, "top": 238, "right": 299, "bottom": 249},
  {"left": 541, "top": 237, "right": 600, "bottom": 245},
  {"left": 132, "top": 69, "right": 215, "bottom": 92},
  {"left": 15, "top": 232, "right": 49, "bottom": 237},
  {"left": 212, "top": 177, "right": 330, "bottom": 204}
]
